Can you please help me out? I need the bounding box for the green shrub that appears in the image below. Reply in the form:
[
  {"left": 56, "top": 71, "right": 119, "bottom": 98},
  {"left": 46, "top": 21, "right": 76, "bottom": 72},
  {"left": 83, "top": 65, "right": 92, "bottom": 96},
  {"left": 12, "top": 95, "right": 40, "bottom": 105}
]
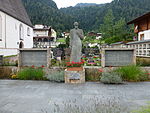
[
  {"left": 46, "top": 70, "right": 64, "bottom": 82},
  {"left": 138, "top": 71, "right": 149, "bottom": 81},
  {"left": 0, "top": 67, "right": 12, "bottom": 79},
  {"left": 137, "top": 58, "right": 150, "bottom": 66},
  {"left": 116, "top": 65, "right": 146, "bottom": 81},
  {"left": 17, "top": 68, "right": 46, "bottom": 80},
  {"left": 85, "top": 68, "right": 101, "bottom": 81},
  {"left": 132, "top": 104, "right": 150, "bottom": 113},
  {"left": 100, "top": 72, "right": 123, "bottom": 84}
]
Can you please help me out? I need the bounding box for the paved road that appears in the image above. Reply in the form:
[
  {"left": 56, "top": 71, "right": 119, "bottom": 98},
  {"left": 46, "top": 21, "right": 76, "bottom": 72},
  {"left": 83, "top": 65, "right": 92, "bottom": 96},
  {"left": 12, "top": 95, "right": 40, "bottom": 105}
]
[{"left": 0, "top": 80, "right": 150, "bottom": 113}]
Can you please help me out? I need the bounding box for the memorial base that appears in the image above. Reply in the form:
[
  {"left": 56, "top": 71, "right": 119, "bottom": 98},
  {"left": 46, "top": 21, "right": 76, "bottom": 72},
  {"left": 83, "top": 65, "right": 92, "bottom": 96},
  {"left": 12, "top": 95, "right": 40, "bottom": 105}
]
[{"left": 65, "top": 67, "right": 85, "bottom": 84}]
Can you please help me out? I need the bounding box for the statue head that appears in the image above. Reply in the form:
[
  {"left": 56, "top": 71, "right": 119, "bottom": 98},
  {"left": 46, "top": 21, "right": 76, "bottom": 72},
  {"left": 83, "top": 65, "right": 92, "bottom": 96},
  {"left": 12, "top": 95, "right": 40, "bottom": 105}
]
[{"left": 74, "top": 22, "right": 79, "bottom": 29}]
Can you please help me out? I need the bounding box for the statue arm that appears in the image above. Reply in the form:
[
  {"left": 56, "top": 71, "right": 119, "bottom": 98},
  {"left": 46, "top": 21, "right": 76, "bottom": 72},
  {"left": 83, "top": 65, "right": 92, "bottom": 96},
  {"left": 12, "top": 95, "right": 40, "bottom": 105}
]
[
  {"left": 77, "top": 29, "right": 84, "bottom": 40},
  {"left": 69, "top": 30, "right": 73, "bottom": 48}
]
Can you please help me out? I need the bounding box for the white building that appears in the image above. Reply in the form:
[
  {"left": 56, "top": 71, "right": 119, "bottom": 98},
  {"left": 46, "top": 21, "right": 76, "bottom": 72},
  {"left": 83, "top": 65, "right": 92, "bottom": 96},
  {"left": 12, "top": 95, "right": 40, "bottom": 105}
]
[
  {"left": 33, "top": 25, "right": 57, "bottom": 48},
  {"left": 127, "top": 12, "right": 150, "bottom": 57},
  {"left": 0, "top": 0, "right": 33, "bottom": 56}
]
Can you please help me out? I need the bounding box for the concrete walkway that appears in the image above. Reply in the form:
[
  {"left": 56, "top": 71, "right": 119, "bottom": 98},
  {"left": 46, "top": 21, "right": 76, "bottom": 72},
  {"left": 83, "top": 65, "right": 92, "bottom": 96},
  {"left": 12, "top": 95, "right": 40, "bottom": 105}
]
[{"left": 0, "top": 80, "right": 150, "bottom": 113}]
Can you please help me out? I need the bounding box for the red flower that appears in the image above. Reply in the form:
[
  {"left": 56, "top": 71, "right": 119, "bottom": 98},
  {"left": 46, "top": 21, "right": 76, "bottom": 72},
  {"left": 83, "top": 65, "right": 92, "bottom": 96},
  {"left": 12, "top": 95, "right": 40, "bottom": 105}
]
[
  {"left": 146, "top": 73, "right": 150, "bottom": 75},
  {"left": 72, "top": 61, "right": 75, "bottom": 64},
  {"left": 31, "top": 65, "right": 34, "bottom": 68},
  {"left": 81, "top": 59, "right": 85, "bottom": 63},
  {"left": 98, "top": 68, "right": 103, "bottom": 73},
  {"left": 109, "top": 66, "right": 112, "bottom": 69},
  {"left": 41, "top": 65, "right": 45, "bottom": 68}
]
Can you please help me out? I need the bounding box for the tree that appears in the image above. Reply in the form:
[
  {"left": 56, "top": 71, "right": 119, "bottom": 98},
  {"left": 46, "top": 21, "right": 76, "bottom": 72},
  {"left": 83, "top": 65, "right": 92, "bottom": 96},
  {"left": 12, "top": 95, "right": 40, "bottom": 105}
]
[{"left": 100, "top": 9, "right": 115, "bottom": 39}]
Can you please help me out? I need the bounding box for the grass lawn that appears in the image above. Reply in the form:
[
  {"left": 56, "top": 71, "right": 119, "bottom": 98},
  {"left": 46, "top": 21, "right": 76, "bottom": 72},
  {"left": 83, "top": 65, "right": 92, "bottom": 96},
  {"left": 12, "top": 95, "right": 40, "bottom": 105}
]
[{"left": 57, "top": 38, "right": 66, "bottom": 43}]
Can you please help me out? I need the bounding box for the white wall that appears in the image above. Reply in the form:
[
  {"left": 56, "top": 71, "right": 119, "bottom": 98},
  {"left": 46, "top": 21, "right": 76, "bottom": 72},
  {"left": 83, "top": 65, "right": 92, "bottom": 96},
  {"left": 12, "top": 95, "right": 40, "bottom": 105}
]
[
  {"left": 138, "top": 29, "right": 150, "bottom": 41},
  {"left": 0, "top": 11, "right": 33, "bottom": 56},
  {"left": 34, "top": 30, "right": 48, "bottom": 37},
  {"left": 0, "top": 11, "right": 6, "bottom": 48}
]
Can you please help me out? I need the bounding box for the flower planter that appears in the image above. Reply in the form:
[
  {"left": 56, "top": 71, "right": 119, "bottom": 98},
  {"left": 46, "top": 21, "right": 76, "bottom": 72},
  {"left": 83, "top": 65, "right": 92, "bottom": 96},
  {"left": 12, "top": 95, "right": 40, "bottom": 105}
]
[
  {"left": 65, "top": 67, "right": 85, "bottom": 84},
  {"left": 67, "top": 67, "right": 83, "bottom": 71}
]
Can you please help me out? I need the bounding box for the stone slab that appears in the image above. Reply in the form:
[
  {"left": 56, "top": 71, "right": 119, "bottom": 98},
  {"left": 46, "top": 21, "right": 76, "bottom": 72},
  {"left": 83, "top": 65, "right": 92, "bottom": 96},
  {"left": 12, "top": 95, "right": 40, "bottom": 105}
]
[
  {"left": 101, "top": 48, "right": 136, "bottom": 67},
  {"left": 65, "top": 68, "right": 85, "bottom": 83},
  {"left": 18, "top": 49, "right": 51, "bottom": 68}
]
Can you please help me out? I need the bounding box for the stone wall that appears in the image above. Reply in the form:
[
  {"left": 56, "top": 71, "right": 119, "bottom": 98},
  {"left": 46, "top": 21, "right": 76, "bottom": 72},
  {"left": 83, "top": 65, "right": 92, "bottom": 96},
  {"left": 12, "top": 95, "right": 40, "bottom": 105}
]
[
  {"left": 0, "top": 55, "right": 3, "bottom": 66},
  {"left": 101, "top": 48, "right": 136, "bottom": 67},
  {"left": 18, "top": 49, "right": 51, "bottom": 68}
]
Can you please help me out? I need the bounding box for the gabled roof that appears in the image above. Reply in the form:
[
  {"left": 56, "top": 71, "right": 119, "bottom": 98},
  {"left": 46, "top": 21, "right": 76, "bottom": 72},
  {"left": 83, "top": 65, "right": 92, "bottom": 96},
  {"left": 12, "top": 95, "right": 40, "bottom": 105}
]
[
  {"left": 0, "top": 0, "right": 32, "bottom": 27},
  {"left": 126, "top": 39, "right": 150, "bottom": 45},
  {"left": 127, "top": 11, "right": 150, "bottom": 25}
]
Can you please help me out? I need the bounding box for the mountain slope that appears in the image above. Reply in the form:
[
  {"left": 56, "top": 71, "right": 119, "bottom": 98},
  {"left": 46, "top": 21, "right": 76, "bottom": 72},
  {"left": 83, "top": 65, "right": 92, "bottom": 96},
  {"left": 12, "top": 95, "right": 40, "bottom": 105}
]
[
  {"left": 61, "top": 0, "right": 150, "bottom": 31},
  {"left": 22, "top": 0, "right": 150, "bottom": 32},
  {"left": 22, "top": 0, "right": 73, "bottom": 31}
]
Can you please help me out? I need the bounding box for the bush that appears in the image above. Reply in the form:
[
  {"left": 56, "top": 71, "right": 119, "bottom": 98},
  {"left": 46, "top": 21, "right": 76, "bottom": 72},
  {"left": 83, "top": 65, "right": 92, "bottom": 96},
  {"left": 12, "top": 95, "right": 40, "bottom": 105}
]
[
  {"left": 137, "top": 57, "right": 150, "bottom": 66},
  {"left": 0, "top": 67, "right": 12, "bottom": 79},
  {"left": 116, "top": 65, "right": 146, "bottom": 81},
  {"left": 17, "top": 68, "right": 46, "bottom": 80},
  {"left": 85, "top": 68, "right": 101, "bottom": 81},
  {"left": 100, "top": 72, "right": 123, "bottom": 84},
  {"left": 132, "top": 104, "right": 150, "bottom": 113},
  {"left": 45, "top": 70, "right": 64, "bottom": 82}
]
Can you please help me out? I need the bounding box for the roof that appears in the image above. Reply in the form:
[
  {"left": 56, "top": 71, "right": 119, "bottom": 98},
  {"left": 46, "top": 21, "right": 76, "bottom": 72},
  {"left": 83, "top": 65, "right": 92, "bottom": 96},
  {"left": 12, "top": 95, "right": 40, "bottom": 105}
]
[
  {"left": 34, "top": 36, "right": 54, "bottom": 39},
  {"left": 33, "top": 28, "right": 50, "bottom": 31},
  {"left": 110, "top": 41, "right": 131, "bottom": 46},
  {"left": 110, "top": 41, "right": 125, "bottom": 46},
  {"left": 127, "top": 12, "right": 150, "bottom": 25},
  {"left": 0, "top": 0, "right": 32, "bottom": 27},
  {"left": 126, "top": 39, "right": 150, "bottom": 45}
]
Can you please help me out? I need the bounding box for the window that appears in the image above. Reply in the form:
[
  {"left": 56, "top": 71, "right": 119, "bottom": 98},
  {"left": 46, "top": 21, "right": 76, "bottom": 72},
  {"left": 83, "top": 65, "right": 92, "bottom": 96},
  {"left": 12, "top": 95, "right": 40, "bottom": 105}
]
[
  {"left": 136, "top": 45, "right": 138, "bottom": 49},
  {"left": 143, "top": 44, "right": 146, "bottom": 49},
  {"left": 148, "top": 44, "right": 150, "bottom": 49},
  {"left": 43, "top": 38, "right": 48, "bottom": 42},
  {"left": 27, "top": 27, "right": 30, "bottom": 36},
  {"left": 140, "top": 34, "right": 144, "bottom": 41},
  {"left": 19, "top": 24, "right": 24, "bottom": 40},
  {"left": 0, "top": 15, "right": 2, "bottom": 41}
]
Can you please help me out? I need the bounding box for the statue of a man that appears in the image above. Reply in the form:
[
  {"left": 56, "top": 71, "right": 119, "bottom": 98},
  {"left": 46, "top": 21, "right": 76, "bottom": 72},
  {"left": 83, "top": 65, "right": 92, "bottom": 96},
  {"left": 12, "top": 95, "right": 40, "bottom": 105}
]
[{"left": 70, "top": 22, "right": 84, "bottom": 62}]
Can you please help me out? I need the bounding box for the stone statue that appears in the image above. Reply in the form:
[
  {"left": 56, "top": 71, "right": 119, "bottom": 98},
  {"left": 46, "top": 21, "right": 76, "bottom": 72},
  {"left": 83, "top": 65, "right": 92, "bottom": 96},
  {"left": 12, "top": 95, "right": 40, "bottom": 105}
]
[{"left": 70, "top": 22, "right": 84, "bottom": 62}]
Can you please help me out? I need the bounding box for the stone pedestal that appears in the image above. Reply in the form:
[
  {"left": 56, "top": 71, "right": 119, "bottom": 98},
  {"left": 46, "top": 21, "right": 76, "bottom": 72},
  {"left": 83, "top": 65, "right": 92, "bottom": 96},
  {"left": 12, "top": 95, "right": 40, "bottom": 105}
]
[{"left": 65, "top": 67, "right": 85, "bottom": 84}]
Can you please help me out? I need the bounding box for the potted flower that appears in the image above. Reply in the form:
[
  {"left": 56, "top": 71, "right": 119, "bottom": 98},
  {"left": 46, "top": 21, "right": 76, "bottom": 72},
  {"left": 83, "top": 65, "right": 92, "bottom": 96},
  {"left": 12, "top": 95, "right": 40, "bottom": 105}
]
[
  {"left": 65, "top": 60, "right": 85, "bottom": 83},
  {"left": 66, "top": 61, "right": 84, "bottom": 71}
]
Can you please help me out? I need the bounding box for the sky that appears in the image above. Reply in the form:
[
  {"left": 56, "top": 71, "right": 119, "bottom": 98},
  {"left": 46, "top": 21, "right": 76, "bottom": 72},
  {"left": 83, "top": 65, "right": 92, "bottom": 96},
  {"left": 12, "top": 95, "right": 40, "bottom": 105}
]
[{"left": 53, "top": 0, "right": 113, "bottom": 9}]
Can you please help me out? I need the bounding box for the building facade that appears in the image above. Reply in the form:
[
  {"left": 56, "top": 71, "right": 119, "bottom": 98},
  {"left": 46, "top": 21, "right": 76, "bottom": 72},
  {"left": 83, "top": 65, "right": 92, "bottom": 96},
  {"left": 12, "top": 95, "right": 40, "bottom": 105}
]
[
  {"left": 0, "top": 0, "right": 33, "bottom": 56},
  {"left": 33, "top": 25, "right": 57, "bottom": 48},
  {"left": 127, "top": 12, "right": 150, "bottom": 57}
]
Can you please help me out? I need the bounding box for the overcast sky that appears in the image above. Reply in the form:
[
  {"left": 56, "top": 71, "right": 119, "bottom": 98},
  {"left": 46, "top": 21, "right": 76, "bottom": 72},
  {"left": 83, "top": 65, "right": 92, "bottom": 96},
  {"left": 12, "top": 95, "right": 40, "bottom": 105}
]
[{"left": 53, "top": 0, "right": 113, "bottom": 8}]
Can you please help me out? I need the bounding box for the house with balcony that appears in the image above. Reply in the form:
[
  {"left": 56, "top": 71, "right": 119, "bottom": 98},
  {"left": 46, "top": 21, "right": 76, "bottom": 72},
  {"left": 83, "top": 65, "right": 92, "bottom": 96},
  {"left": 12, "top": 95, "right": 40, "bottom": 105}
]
[
  {"left": 33, "top": 25, "right": 57, "bottom": 48},
  {"left": 0, "top": 0, "right": 33, "bottom": 56},
  {"left": 127, "top": 12, "right": 150, "bottom": 57}
]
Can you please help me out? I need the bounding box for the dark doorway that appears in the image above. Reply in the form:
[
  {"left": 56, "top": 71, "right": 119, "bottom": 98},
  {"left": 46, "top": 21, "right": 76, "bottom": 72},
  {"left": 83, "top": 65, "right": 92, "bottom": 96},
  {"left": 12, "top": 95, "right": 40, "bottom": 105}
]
[{"left": 19, "top": 42, "right": 24, "bottom": 48}]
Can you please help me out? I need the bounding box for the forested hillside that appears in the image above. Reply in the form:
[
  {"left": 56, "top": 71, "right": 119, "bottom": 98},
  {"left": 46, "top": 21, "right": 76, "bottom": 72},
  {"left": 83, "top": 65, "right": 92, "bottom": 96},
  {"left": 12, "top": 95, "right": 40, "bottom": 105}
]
[
  {"left": 61, "top": 0, "right": 150, "bottom": 31},
  {"left": 22, "top": 0, "right": 150, "bottom": 33},
  {"left": 22, "top": 0, "right": 74, "bottom": 32}
]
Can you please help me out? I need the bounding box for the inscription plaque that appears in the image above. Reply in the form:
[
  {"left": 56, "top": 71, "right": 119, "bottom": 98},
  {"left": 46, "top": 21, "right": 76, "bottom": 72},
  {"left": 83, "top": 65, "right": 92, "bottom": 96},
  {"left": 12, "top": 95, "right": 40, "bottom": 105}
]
[
  {"left": 68, "top": 72, "right": 80, "bottom": 80},
  {"left": 101, "top": 48, "right": 136, "bottom": 67},
  {"left": 19, "top": 49, "right": 51, "bottom": 67}
]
